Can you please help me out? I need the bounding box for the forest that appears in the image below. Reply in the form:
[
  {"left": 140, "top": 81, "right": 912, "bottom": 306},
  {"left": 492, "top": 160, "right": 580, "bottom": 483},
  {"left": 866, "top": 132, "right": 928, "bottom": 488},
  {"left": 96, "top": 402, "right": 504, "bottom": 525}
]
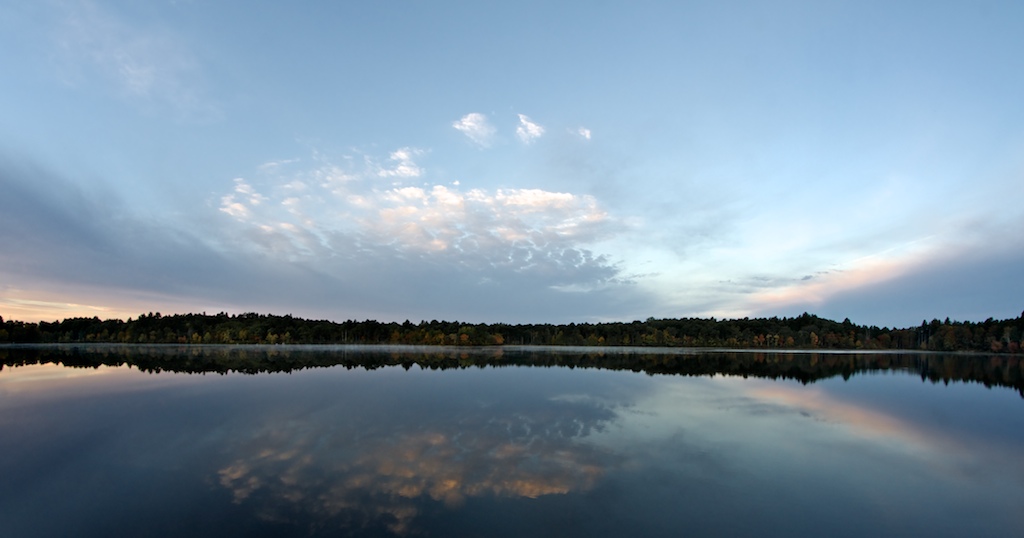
[
  {"left": 1, "top": 311, "right": 1022, "bottom": 353},
  {"left": 2, "top": 345, "right": 1022, "bottom": 398}
]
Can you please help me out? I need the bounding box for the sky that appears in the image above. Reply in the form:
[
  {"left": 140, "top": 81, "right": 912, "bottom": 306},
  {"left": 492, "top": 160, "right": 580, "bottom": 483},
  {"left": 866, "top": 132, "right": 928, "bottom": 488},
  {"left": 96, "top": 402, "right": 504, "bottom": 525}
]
[{"left": 1, "top": 0, "right": 1023, "bottom": 328}]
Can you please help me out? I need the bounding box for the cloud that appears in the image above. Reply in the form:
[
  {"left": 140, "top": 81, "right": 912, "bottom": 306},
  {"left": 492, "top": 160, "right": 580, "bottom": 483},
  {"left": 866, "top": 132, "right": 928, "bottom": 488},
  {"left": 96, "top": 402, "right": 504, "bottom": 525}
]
[
  {"left": 0, "top": 151, "right": 645, "bottom": 323},
  {"left": 50, "top": 0, "right": 218, "bottom": 120},
  {"left": 203, "top": 150, "right": 647, "bottom": 321},
  {"left": 219, "top": 150, "right": 620, "bottom": 288},
  {"left": 729, "top": 211, "right": 1024, "bottom": 327},
  {"left": 452, "top": 113, "right": 496, "bottom": 147},
  {"left": 0, "top": 154, "right": 268, "bottom": 318},
  {"left": 257, "top": 159, "right": 299, "bottom": 172},
  {"left": 376, "top": 147, "right": 424, "bottom": 179},
  {"left": 516, "top": 114, "right": 545, "bottom": 144},
  {"left": 770, "top": 247, "right": 1024, "bottom": 327},
  {"left": 577, "top": 127, "right": 592, "bottom": 140}
]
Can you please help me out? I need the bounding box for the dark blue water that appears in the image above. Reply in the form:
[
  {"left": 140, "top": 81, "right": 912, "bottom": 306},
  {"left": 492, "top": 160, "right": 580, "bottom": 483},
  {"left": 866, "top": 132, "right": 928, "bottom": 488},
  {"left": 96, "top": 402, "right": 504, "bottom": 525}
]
[{"left": 1, "top": 348, "right": 1022, "bottom": 537}]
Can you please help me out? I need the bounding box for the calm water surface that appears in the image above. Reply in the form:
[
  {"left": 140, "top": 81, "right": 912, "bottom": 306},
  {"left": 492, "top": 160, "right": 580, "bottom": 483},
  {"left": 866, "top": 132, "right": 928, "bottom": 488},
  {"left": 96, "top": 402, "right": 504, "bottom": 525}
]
[{"left": 1, "top": 346, "right": 1022, "bottom": 537}]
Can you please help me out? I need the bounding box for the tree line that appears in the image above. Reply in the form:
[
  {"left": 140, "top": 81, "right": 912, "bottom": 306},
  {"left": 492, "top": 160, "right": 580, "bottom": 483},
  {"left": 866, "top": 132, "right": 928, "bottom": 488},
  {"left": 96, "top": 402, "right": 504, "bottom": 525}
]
[
  {"left": 2, "top": 345, "right": 1022, "bottom": 398},
  {"left": 1, "top": 311, "right": 1022, "bottom": 353}
]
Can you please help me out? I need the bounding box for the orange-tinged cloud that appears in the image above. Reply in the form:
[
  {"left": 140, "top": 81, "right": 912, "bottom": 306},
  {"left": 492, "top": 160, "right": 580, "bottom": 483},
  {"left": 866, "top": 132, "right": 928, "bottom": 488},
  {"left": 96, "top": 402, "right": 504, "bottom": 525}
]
[
  {"left": 0, "top": 280, "right": 229, "bottom": 323},
  {"left": 746, "top": 238, "right": 942, "bottom": 313}
]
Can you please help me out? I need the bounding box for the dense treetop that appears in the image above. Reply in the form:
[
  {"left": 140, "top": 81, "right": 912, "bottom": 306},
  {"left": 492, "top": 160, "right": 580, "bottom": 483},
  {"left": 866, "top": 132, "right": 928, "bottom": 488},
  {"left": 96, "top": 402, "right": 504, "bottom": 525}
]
[{"left": 2, "top": 311, "right": 1022, "bottom": 353}]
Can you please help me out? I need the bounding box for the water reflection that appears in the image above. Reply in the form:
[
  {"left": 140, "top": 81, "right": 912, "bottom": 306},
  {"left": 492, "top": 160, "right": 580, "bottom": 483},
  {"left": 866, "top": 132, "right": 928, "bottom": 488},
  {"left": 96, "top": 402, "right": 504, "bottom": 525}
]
[
  {"left": 213, "top": 381, "right": 616, "bottom": 535},
  {"left": 3, "top": 344, "right": 1023, "bottom": 397},
  {"left": 1, "top": 346, "right": 1023, "bottom": 537}
]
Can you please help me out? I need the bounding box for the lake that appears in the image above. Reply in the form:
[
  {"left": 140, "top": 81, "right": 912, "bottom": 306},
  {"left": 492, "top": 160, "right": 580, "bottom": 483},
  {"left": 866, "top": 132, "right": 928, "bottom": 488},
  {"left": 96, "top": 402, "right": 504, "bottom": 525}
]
[{"left": 2, "top": 345, "right": 1023, "bottom": 537}]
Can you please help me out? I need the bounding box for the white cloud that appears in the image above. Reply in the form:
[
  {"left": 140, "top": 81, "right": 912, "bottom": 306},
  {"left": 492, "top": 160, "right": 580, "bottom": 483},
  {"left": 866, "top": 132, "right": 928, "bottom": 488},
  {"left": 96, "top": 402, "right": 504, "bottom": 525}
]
[
  {"left": 377, "top": 147, "right": 424, "bottom": 178},
  {"left": 516, "top": 114, "right": 545, "bottom": 144},
  {"left": 577, "top": 127, "right": 592, "bottom": 140},
  {"left": 364, "top": 184, "right": 607, "bottom": 254},
  {"left": 452, "top": 113, "right": 496, "bottom": 147},
  {"left": 218, "top": 150, "right": 619, "bottom": 287}
]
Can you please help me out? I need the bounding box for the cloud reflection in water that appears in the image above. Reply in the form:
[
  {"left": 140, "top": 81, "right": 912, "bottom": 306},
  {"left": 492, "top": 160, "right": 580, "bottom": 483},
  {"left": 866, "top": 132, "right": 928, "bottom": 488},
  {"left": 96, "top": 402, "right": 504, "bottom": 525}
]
[
  {"left": 214, "top": 376, "right": 619, "bottom": 535},
  {"left": 4, "top": 353, "right": 1024, "bottom": 537}
]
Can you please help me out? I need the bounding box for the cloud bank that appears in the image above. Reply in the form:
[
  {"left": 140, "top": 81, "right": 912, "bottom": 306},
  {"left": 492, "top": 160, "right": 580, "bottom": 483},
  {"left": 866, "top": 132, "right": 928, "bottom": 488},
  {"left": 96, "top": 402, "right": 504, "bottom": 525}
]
[
  {"left": 218, "top": 149, "right": 622, "bottom": 290},
  {"left": 0, "top": 151, "right": 641, "bottom": 323}
]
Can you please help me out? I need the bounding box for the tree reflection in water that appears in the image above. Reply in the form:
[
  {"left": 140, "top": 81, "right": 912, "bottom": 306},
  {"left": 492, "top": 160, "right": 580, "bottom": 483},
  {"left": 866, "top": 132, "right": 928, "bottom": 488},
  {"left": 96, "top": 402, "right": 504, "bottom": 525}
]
[
  {"left": 2, "top": 345, "right": 1022, "bottom": 397},
  {"left": 2, "top": 345, "right": 1023, "bottom": 537}
]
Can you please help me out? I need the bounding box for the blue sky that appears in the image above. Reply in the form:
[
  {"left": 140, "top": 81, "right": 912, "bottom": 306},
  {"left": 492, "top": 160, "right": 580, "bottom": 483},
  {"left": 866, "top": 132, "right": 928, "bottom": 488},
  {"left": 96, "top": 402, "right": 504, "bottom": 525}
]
[{"left": 1, "top": 0, "right": 1022, "bottom": 328}]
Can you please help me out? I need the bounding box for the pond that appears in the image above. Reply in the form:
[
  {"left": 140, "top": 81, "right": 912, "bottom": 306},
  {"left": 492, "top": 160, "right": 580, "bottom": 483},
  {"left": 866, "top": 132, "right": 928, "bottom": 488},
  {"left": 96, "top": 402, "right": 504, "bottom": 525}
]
[{"left": 2, "top": 345, "right": 1023, "bottom": 537}]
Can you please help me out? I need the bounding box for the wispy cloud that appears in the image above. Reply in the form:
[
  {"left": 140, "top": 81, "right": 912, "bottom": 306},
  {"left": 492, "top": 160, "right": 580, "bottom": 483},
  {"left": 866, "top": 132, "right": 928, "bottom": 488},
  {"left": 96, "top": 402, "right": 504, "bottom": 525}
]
[
  {"left": 0, "top": 295, "right": 119, "bottom": 323},
  {"left": 577, "top": 127, "right": 592, "bottom": 140},
  {"left": 51, "top": 0, "right": 218, "bottom": 120},
  {"left": 219, "top": 178, "right": 268, "bottom": 220},
  {"left": 516, "top": 114, "right": 545, "bottom": 144},
  {"left": 452, "top": 113, "right": 496, "bottom": 147},
  {"left": 0, "top": 154, "right": 274, "bottom": 320},
  {"left": 257, "top": 159, "right": 299, "bottom": 172}
]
